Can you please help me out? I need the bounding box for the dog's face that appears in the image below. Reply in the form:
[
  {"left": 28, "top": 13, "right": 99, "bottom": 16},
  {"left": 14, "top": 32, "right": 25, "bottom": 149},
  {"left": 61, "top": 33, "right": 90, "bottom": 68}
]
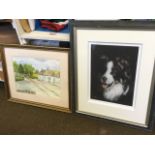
[
  {"left": 99, "top": 56, "right": 131, "bottom": 90},
  {"left": 100, "top": 61, "right": 114, "bottom": 89}
]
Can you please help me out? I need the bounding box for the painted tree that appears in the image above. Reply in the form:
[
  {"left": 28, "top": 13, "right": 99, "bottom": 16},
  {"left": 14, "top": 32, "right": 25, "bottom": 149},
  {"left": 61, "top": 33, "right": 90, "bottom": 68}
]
[
  {"left": 23, "top": 64, "right": 35, "bottom": 77},
  {"left": 18, "top": 64, "right": 24, "bottom": 74},
  {"left": 13, "top": 61, "right": 19, "bottom": 72}
]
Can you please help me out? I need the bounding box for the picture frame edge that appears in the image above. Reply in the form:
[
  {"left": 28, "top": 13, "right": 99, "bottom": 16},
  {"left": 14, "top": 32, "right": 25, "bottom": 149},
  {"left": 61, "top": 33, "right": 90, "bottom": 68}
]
[
  {"left": 75, "top": 109, "right": 154, "bottom": 132},
  {"left": 70, "top": 20, "right": 155, "bottom": 30},
  {"left": 8, "top": 97, "right": 72, "bottom": 113}
]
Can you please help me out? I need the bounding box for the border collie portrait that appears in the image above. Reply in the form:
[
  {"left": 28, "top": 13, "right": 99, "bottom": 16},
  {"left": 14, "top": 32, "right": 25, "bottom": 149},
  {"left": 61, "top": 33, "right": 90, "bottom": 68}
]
[{"left": 90, "top": 43, "right": 139, "bottom": 106}]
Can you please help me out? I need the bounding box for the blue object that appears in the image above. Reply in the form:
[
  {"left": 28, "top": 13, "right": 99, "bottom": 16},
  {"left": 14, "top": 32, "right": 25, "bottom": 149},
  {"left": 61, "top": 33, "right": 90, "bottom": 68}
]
[{"left": 30, "top": 39, "right": 60, "bottom": 47}]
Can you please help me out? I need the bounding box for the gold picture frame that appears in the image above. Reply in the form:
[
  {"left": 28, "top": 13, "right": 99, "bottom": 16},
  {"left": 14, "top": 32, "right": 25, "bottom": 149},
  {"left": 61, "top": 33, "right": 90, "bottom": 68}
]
[
  {"left": 0, "top": 48, "right": 4, "bottom": 81},
  {"left": 1, "top": 44, "right": 72, "bottom": 113}
]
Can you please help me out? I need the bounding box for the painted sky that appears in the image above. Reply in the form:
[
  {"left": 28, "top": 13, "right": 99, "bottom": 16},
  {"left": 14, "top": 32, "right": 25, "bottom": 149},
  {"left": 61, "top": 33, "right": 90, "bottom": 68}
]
[{"left": 12, "top": 57, "right": 60, "bottom": 71}]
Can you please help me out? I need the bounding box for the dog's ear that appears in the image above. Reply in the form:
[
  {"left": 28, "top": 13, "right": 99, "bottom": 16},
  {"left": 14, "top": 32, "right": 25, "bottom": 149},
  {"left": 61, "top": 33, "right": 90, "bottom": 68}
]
[
  {"left": 115, "top": 57, "right": 131, "bottom": 82},
  {"left": 115, "top": 57, "right": 129, "bottom": 70}
]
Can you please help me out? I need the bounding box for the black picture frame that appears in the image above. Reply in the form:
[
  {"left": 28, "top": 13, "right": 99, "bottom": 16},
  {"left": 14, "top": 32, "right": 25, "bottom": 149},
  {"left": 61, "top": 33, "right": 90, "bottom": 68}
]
[{"left": 70, "top": 20, "right": 155, "bottom": 131}]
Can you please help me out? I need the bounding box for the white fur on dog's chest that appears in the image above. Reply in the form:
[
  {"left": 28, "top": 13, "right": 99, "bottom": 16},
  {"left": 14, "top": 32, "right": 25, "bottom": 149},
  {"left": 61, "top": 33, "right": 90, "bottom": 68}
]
[{"left": 103, "top": 83, "right": 124, "bottom": 101}]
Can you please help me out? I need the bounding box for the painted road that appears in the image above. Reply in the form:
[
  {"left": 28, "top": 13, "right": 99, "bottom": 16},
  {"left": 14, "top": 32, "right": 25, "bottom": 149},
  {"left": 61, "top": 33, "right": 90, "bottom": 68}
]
[{"left": 15, "top": 78, "right": 61, "bottom": 99}]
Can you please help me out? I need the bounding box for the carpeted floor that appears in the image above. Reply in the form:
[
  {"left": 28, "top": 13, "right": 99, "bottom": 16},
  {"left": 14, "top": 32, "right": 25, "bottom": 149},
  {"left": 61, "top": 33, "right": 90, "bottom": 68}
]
[{"left": 0, "top": 82, "right": 155, "bottom": 135}]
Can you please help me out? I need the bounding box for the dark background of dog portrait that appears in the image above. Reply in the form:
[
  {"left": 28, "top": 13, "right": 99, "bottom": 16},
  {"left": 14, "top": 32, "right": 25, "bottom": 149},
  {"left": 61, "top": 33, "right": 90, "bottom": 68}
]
[{"left": 90, "top": 43, "right": 139, "bottom": 106}]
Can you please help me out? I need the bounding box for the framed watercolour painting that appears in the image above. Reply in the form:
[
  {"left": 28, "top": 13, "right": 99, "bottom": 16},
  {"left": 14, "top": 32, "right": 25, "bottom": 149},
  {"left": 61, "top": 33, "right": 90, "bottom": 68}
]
[
  {"left": 1, "top": 45, "right": 72, "bottom": 112},
  {"left": 70, "top": 20, "right": 155, "bottom": 129}
]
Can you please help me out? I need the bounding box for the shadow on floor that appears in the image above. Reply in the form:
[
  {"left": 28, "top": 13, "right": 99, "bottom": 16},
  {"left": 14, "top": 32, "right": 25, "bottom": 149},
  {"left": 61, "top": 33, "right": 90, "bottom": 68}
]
[{"left": 0, "top": 82, "right": 155, "bottom": 135}]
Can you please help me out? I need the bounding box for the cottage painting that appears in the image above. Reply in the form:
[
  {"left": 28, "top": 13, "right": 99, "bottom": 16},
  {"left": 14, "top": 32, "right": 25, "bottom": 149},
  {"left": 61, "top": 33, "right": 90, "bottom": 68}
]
[{"left": 12, "top": 57, "right": 61, "bottom": 99}]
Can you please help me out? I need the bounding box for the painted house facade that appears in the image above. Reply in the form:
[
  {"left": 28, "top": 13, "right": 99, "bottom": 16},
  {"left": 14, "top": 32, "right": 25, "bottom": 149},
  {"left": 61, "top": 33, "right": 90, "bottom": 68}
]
[{"left": 38, "top": 74, "right": 60, "bottom": 83}]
